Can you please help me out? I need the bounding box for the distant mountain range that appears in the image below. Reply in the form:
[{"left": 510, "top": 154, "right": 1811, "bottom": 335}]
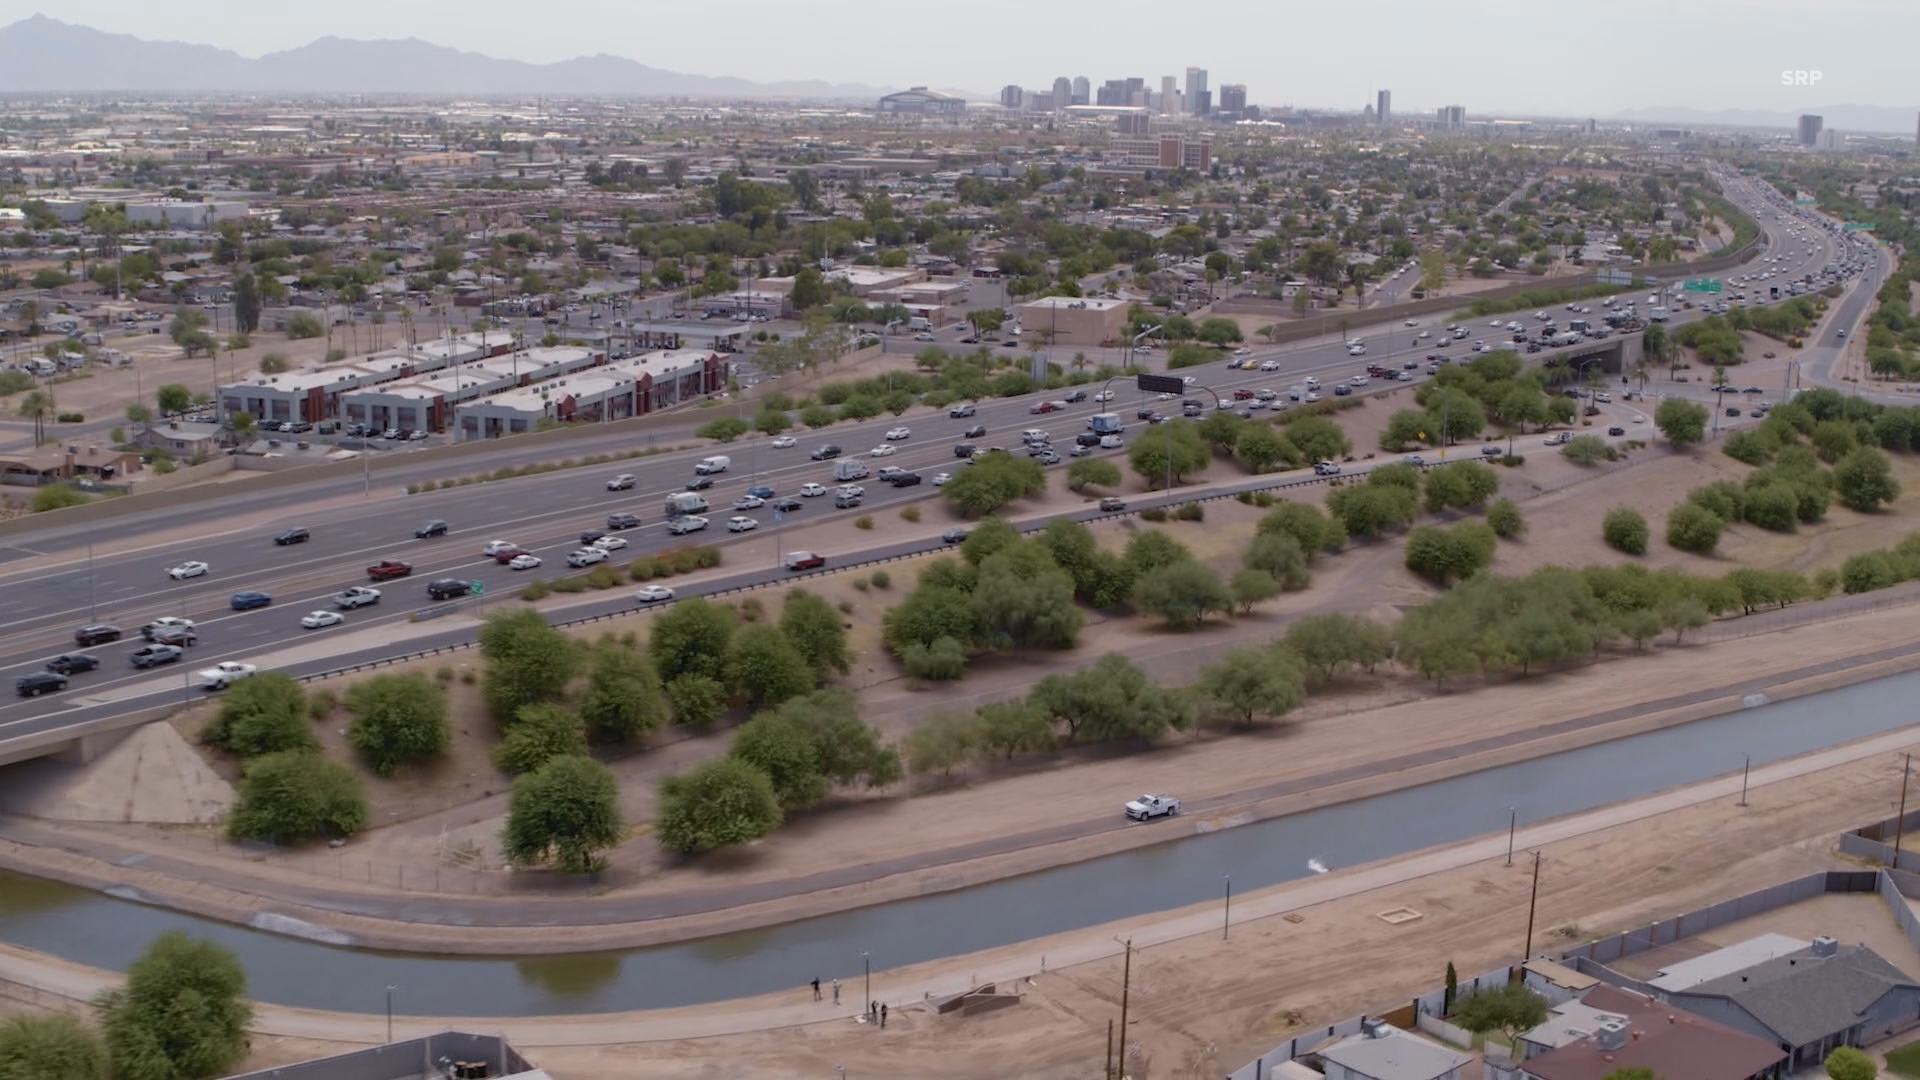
[
  {"left": 1611, "top": 104, "right": 1919, "bottom": 135},
  {"left": 0, "top": 15, "right": 907, "bottom": 99}
]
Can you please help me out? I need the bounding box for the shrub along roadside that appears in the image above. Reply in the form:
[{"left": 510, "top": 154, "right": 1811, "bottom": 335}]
[
  {"left": 407, "top": 443, "right": 691, "bottom": 494},
  {"left": 520, "top": 545, "right": 721, "bottom": 600}
]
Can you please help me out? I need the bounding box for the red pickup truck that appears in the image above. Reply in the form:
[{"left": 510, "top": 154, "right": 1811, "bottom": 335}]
[{"left": 366, "top": 560, "right": 414, "bottom": 582}]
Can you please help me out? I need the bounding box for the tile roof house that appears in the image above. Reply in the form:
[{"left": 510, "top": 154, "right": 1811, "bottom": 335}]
[
  {"left": 1314, "top": 1021, "right": 1471, "bottom": 1080},
  {"left": 1658, "top": 936, "right": 1920, "bottom": 1072},
  {"left": 1518, "top": 984, "right": 1787, "bottom": 1080}
]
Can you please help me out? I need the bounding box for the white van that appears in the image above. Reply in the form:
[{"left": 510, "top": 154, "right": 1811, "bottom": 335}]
[
  {"left": 906, "top": 317, "right": 933, "bottom": 332},
  {"left": 832, "top": 460, "right": 869, "bottom": 482},
  {"left": 694, "top": 455, "right": 731, "bottom": 475}
]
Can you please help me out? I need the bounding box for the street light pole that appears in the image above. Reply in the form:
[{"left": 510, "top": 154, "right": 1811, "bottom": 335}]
[
  {"left": 861, "top": 951, "right": 870, "bottom": 1018},
  {"left": 1115, "top": 938, "right": 1133, "bottom": 1080},
  {"left": 1522, "top": 851, "right": 1543, "bottom": 960},
  {"left": 1893, "top": 754, "right": 1912, "bottom": 868},
  {"left": 1223, "top": 875, "right": 1232, "bottom": 940},
  {"left": 87, "top": 538, "right": 96, "bottom": 620},
  {"left": 385, "top": 985, "right": 394, "bottom": 1043},
  {"left": 1506, "top": 807, "right": 1516, "bottom": 867}
]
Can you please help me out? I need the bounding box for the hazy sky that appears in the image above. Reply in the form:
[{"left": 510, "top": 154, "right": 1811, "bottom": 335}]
[{"left": 3, "top": 0, "right": 1911, "bottom": 116}]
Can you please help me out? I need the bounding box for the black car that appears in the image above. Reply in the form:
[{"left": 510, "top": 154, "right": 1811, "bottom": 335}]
[
  {"left": 890, "top": 472, "right": 924, "bottom": 488},
  {"left": 770, "top": 497, "right": 802, "bottom": 512},
  {"left": 1075, "top": 432, "right": 1102, "bottom": 447},
  {"left": 1136, "top": 407, "right": 1158, "bottom": 420},
  {"left": 1608, "top": 426, "right": 1627, "bottom": 436},
  {"left": 274, "top": 527, "right": 311, "bottom": 546},
  {"left": 606, "top": 512, "right": 641, "bottom": 530},
  {"left": 16, "top": 671, "right": 67, "bottom": 697},
  {"left": 148, "top": 625, "right": 198, "bottom": 647},
  {"left": 580, "top": 530, "right": 607, "bottom": 547},
  {"left": 954, "top": 442, "right": 976, "bottom": 458},
  {"left": 685, "top": 475, "right": 713, "bottom": 491},
  {"left": 46, "top": 653, "right": 98, "bottom": 675},
  {"left": 1063, "top": 390, "right": 1088, "bottom": 403},
  {"left": 74, "top": 624, "right": 122, "bottom": 647},
  {"left": 414, "top": 519, "right": 449, "bottom": 538},
  {"left": 963, "top": 424, "right": 987, "bottom": 438},
  {"left": 942, "top": 528, "right": 969, "bottom": 544},
  {"left": 810, "top": 444, "right": 843, "bottom": 460},
  {"left": 427, "top": 579, "right": 473, "bottom": 601}
]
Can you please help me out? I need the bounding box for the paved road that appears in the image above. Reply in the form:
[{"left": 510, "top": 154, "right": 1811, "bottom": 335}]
[{"left": 0, "top": 174, "right": 1843, "bottom": 735}]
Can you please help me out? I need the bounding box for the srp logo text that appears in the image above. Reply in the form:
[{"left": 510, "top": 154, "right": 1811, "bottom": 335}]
[{"left": 1781, "top": 70, "right": 1823, "bottom": 85}]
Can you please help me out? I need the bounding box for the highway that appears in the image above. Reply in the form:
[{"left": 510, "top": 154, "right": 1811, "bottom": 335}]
[{"left": 0, "top": 172, "right": 1860, "bottom": 737}]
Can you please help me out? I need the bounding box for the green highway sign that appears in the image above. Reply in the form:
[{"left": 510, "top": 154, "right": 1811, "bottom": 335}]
[
  {"left": 470, "top": 580, "right": 485, "bottom": 596},
  {"left": 1683, "top": 278, "right": 1722, "bottom": 293},
  {"left": 1794, "top": 196, "right": 1816, "bottom": 205},
  {"left": 1844, "top": 222, "right": 1875, "bottom": 231}
]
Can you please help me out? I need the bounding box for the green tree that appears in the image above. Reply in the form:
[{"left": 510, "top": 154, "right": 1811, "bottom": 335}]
[
  {"left": 1654, "top": 397, "right": 1708, "bottom": 448},
  {"left": 1196, "top": 644, "right": 1305, "bottom": 726},
  {"left": 1326, "top": 483, "right": 1418, "bottom": 539},
  {"left": 665, "top": 672, "right": 728, "bottom": 729},
  {"left": 1833, "top": 447, "right": 1900, "bottom": 512},
  {"left": 1244, "top": 531, "right": 1311, "bottom": 591},
  {"left": 284, "top": 311, "right": 323, "bottom": 339},
  {"left": 155, "top": 383, "right": 192, "bottom": 417},
  {"left": 780, "top": 589, "right": 852, "bottom": 676},
  {"left": 647, "top": 596, "right": 735, "bottom": 684},
  {"left": 731, "top": 711, "right": 828, "bottom": 810},
  {"left": 1123, "top": 529, "right": 1192, "bottom": 575},
  {"left": 799, "top": 403, "right": 836, "bottom": 428},
  {"left": 727, "top": 623, "right": 817, "bottom": 709},
  {"left": 753, "top": 408, "right": 791, "bottom": 435},
  {"left": 1236, "top": 425, "right": 1292, "bottom": 473},
  {"left": 1030, "top": 652, "right": 1189, "bottom": 745},
  {"left": 1066, "top": 456, "right": 1122, "bottom": 492},
  {"left": 95, "top": 931, "right": 251, "bottom": 1080},
  {"left": 478, "top": 608, "right": 577, "bottom": 721},
  {"left": 1561, "top": 434, "right": 1616, "bottom": 466},
  {"left": 230, "top": 272, "right": 261, "bottom": 334},
  {"left": 0, "top": 1014, "right": 109, "bottom": 1080},
  {"left": 1602, "top": 507, "right": 1650, "bottom": 554},
  {"left": 344, "top": 672, "right": 449, "bottom": 776},
  {"left": 501, "top": 755, "right": 624, "bottom": 874},
  {"left": 227, "top": 751, "right": 367, "bottom": 844},
  {"left": 788, "top": 266, "right": 830, "bottom": 309},
  {"left": 1229, "top": 567, "right": 1281, "bottom": 612},
  {"left": 1824, "top": 1046, "right": 1877, "bottom": 1080},
  {"left": 902, "top": 709, "right": 978, "bottom": 777},
  {"left": 1285, "top": 415, "right": 1353, "bottom": 463},
  {"left": 1452, "top": 982, "right": 1549, "bottom": 1046},
  {"left": 1422, "top": 461, "right": 1501, "bottom": 513},
  {"left": 695, "top": 416, "right": 750, "bottom": 442},
  {"left": 578, "top": 640, "right": 667, "bottom": 743},
  {"left": 492, "top": 702, "right": 589, "bottom": 775},
  {"left": 1486, "top": 497, "right": 1525, "bottom": 539},
  {"left": 199, "top": 673, "right": 314, "bottom": 757},
  {"left": 655, "top": 756, "right": 784, "bottom": 853},
  {"left": 1599, "top": 1068, "right": 1658, "bottom": 1080},
  {"left": 1258, "top": 500, "right": 1346, "bottom": 555},
  {"left": 1666, "top": 502, "right": 1725, "bottom": 553},
  {"left": 973, "top": 699, "right": 1057, "bottom": 759},
  {"left": 1127, "top": 420, "right": 1210, "bottom": 488},
  {"left": 1132, "top": 559, "right": 1233, "bottom": 630},
  {"left": 1282, "top": 612, "right": 1395, "bottom": 684},
  {"left": 1403, "top": 523, "right": 1497, "bottom": 585},
  {"left": 942, "top": 451, "right": 1047, "bottom": 515}
]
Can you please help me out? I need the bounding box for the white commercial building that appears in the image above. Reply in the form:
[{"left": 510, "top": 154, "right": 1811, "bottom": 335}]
[
  {"left": 340, "top": 347, "right": 600, "bottom": 435},
  {"left": 217, "top": 333, "right": 506, "bottom": 425},
  {"left": 454, "top": 349, "right": 725, "bottom": 440}
]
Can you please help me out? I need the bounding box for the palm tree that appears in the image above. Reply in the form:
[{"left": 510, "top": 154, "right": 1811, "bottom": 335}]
[{"left": 17, "top": 389, "right": 52, "bottom": 445}]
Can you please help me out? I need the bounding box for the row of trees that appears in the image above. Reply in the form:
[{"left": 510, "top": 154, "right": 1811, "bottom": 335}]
[{"left": 1382, "top": 350, "right": 1581, "bottom": 451}]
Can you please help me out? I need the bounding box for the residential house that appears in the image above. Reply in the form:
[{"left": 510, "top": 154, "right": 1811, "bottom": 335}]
[
  {"left": 1516, "top": 984, "right": 1787, "bottom": 1080},
  {"left": 1312, "top": 1021, "right": 1471, "bottom": 1080},
  {"left": 139, "top": 420, "right": 224, "bottom": 458}
]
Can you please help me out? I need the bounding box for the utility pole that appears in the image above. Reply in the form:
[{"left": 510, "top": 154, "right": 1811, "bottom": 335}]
[
  {"left": 1893, "top": 754, "right": 1912, "bottom": 868},
  {"left": 1522, "top": 852, "right": 1542, "bottom": 961},
  {"left": 1114, "top": 939, "right": 1133, "bottom": 1080}
]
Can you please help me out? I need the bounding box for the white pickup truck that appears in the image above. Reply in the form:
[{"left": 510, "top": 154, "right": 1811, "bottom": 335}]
[
  {"left": 1124, "top": 793, "right": 1182, "bottom": 821},
  {"left": 333, "top": 586, "right": 382, "bottom": 610},
  {"left": 195, "top": 661, "right": 258, "bottom": 691}
]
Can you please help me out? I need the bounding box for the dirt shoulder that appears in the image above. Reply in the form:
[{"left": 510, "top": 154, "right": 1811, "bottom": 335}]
[{"left": 6, "top": 597, "right": 1920, "bottom": 955}]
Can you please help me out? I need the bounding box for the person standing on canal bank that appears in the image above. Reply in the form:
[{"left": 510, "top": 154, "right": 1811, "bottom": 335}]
[
  {"left": 811, "top": 977, "right": 821, "bottom": 1001},
  {"left": 832, "top": 978, "right": 841, "bottom": 1005},
  {"left": 881, "top": 1003, "right": 888, "bottom": 1028}
]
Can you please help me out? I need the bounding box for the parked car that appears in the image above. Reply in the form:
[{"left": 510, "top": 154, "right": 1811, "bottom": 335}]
[{"left": 1124, "top": 793, "right": 1182, "bottom": 821}]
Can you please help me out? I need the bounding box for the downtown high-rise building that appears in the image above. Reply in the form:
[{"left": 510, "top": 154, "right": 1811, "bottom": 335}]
[
  {"left": 1376, "top": 89, "right": 1392, "bottom": 125},
  {"left": 1218, "top": 84, "right": 1247, "bottom": 117},
  {"left": 1186, "top": 67, "right": 1209, "bottom": 115},
  {"left": 1436, "top": 104, "right": 1465, "bottom": 128},
  {"left": 1052, "top": 77, "right": 1072, "bottom": 110},
  {"left": 1072, "top": 76, "right": 1089, "bottom": 106},
  {"left": 1000, "top": 85, "right": 1024, "bottom": 109},
  {"left": 1798, "top": 114, "right": 1823, "bottom": 146}
]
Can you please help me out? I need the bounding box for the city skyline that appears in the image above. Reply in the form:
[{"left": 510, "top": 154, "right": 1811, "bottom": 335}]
[{"left": 0, "top": 0, "right": 1911, "bottom": 118}]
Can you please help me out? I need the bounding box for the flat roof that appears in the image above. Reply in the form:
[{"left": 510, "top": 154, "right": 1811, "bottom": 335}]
[
  {"left": 622, "top": 320, "right": 749, "bottom": 336},
  {"left": 1650, "top": 933, "right": 1809, "bottom": 992},
  {"left": 1019, "top": 295, "right": 1130, "bottom": 311}
]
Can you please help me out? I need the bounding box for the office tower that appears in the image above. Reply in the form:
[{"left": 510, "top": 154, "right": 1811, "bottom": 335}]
[
  {"left": 1218, "top": 84, "right": 1246, "bottom": 116},
  {"left": 1161, "top": 75, "right": 1177, "bottom": 114},
  {"left": 1126, "top": 77, "right": 1147, "bottom": 107},
  {"left": 1376, "top": 89, "right": 1391, "bottom": 125},
  {"left": 1116, "top": 111, "right": 1151, "bottom": 135},
  {"left": 1436, "top": 104, "right": 1465, "bottom": 128},
  {"left": 1052, "top": 77, "right": 1072, "bottom": 110},
  {"left": 1816, "top": 128, "right": 1841, "bottom": 151},
  {"left": 1798, "top": 114, "right": 1822, "bottom": 146},
  {"left": 1001, "top": 85, "right": 1024, "bottom": 109},
  {"left": 1072, "top": 76, "right": 1089, "bottom": 106},
  {"left": 1029, "top": 91, "right": 1055, "bottom": 112},
  {"left": 1193, "top": 90, "right": 1211, "bottom": 116},
  {"left": 1185, "top": 67, "right": 1208, "bottom": 115}
]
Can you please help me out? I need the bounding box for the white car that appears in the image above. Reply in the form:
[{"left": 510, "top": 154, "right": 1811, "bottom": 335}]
[
  {"left": 144, "top": 616, "right": 196, "bottom": 638},
  {"left": 836, "top": 484, "right": 865, "bottom": 499},
  {"left": 1313, "top": 460, "right": 1341, "bottom": 475},
  {"left": 933, "top": 472, "right": 951, "bottom": 486},
  {"left": 1403, "top": 454, "right": 1425, "bottom": 465},
  {"left": 1259, "top": 359, "right": 1282, "bottom": 371},
  {"left": 869, "top": 444, "right": 896, "bottom": 457},
  {"left": 668, "top": 515, "right": 710, "bottom": 535},
  {"left": 168, "top": 561, "right": 209, "bottom": 580},
  {"left": 885, "top": 427, "right": 911, "bottom": 441},
  {"left": 483, "top": 540, "right": 520, "bottom": 558},
  {"left": 733, "top": 494, "right": 765, "bottom": 510},
  {"left": 1304, "top": 392, "right": 1321, "bottom": 403},
  {"left": 1124, "top": 793, "right": 1181, "bottom": 821},
  {"left": 566, "top": 548, "right": 609, "bottom": 568},
  {"left": 606, "top": 473, "right": 637, "bottom": 491},
  {"left": 1233, "top": 346, "right": 1251, "bottom": 356},
  {"left": 1094, "top": 390, "right": 1116, "bottom": 402},
  {"left": 634, "top": 585, "right": 676, "bottom": 603},
  {"left": 195, "top": 661, "right": 257, "bottom": 691},
  {"left": 301, "top": 610, "right": 344, "bottom": 630},
  {"left": 1417, "top": 329, "right": 1431, "bottom": 339},
  {"left": 770, "top": 435, "right": 797, "bottom": 448},
  {"left": 1403, "top": 319, "right": 1418, "bottom": 327},
  {"left": 727, "top": 515, "right": 759, "bottom": 532},
  {"left": 592, "top": 534, "right": 628, "bottom": 552},
  {"left": 1346, "top": 344, "right": 1366, "bottom": 356},
  {"left": 508, "top": 553, "right": 543, "bottom": 570},
  {"left": 799, "top": 482, "right": 827, "bottom": 497}
]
